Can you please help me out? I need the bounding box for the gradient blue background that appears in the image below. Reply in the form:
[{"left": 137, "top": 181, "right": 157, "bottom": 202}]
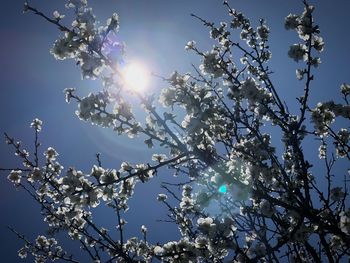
[{"left": 1, "top": 0, "right": 349, "bottom": 262}]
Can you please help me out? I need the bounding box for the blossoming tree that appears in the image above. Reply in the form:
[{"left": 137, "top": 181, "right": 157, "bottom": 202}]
[{"left": 1, "top": 0, "right": 349, "bottom": 262}]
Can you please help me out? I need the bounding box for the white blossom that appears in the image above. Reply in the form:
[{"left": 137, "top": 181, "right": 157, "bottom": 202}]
[
  {"left": 151, "top": 154, "right": 167, "bottom": 162},
  {"left": 339, "top": 212, "right": 350, "bottom": 235},
  {"left": 296, "top": 69, "right": 304, "bottom": 80},
  {"left": 141, "top": 225, "right": 147, "bottom": 233},
  {"left": 30, "top": 118, "right": 43, "bottom": 132},
  {"left": 100, "top": 169, "right": 118, "bottom": 184},
  {"left": 153, "top": 246, "right": 164, "bottom": 256},
  {"left": 27, "top": 168, "right": 42, "bottom": 183},
  {"left": 106, "top": 13, "right": 119, "bottom": 32},
  {"left": 65, "top": 0, "right": 87, "bottom": 9},
  {"left": 120, "top": 161, "right": 132, "bottom": 172},
  {"left": 285, "top": 14, "right": 300, "bottom": 30},
  {"left": 157, "top": 194, "right": 167, "bottom": 202},
  {"left": 53, "top": 10, "right": 65, "bottom": 20},
  {"left": 318, "top": 144, "right": 326, "bottom": 159},
  {"left": 340, "top": 83, "right": 350, "bottom": 96},
  {"left": 288, "top": 44, "right": 307, "bottom": 62},
  {"left": 45, "top": 147, "right": 58, "bottom": 161},
  {"left": 17, "top": 247, "right": 27, "bottom": 259},
  {"left": 185, "top": 40, "right": 196, "bottom": 50},
  {"left": 199, "top": 50, "right": 224, "bottom": 78},
  {"left": 51, "top": 36, "right": 79, "bottom": 60},
  {"left": 8, "top": 170, "right": 22, "bottom": 185},
  {"left": 257, "top": 25, "right": 269, "bottom": 40},
  {"left": 313, "top": 35, "right": 324, "bottom": 52},
  {"left": 63, "top": 88, "right": 75, "bottom": 103},
  {"left": 78, "top": 52, "right": 104, "bottom": 79}
]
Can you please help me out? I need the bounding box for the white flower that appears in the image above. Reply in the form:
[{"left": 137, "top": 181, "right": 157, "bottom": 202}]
[
  {"left": 45, "top": 147, "right": 58, "bottom": 161},
  {"left": 66, "top": 0, "right": 87, "bottom": 9},
  {"left": 157, "top": 194, "right": 167, "bottom": 202},
  {"left": 17, "top": 247, "right": 27, "bottom": 259},
  {"left": 30, "top": 118, "right": 43, "bottom": 132},
  {"left": 180, "top": 196, "right": 194, "bottom": 211},
  {"left": 168, "top": 71, "right": 189, "bottom": 86},
  {"left": 185, "top": 40, "right": 196, "bottom": 50},
  {"left": 27, "top": 168, "right": 42, "bottom": 183},
  {"left": 86, "top": 189, "right": 101, "bottom": 207},
  {"left": 36, "top": 235, "right": 49, "bottom": 248},
  {"left": 240, "top": 29, "right": 249, "bottom": 40},
  {"left": 313, "top": 36, "right": 324, "bottom": 52},
  {"left": 120, "top": 162, "right": 132, "bottom": 172},
  {"left": 310, "top": 57, "right": 321, "bottom": 68},
  {"left": 23, "top": 2, "right": 29, "bottom": 12},
  {"left": 53, "top": 11, "right": 65, "bottom": 20},
  {"left": 288, "top": 44, "right": 307, "bottom": 62},
  {"left": 106, "top": 13, "right": 119, "bottom": 32},
  {"left": 195, "top": 236, "right": 208, "bottom": 249},
  {"left": 63, "top": 88, "right": 75, "bottom": 103},
  {"left": 8, "top": 170, "right": 22, "bottom": 185},
  {"left": 284, "top": 14, "right": 300, "bottom": 30},
  {"left": 199, "top": 50, "right": 224, "bottom": 78},
  {"left": 51, "top": 36, "right": 78, "bottom": 60},
  {"left": 338, "top": 128, "right": 350, "bottom": 143},
  {"left": 151, "top": 154, "right": 167, "bottom": 162},
  {"left": 340, "top": 83, "right": 350, "bottom": 96},
  {"left": 153, "top": 246, "right": 164, "bottom": 255},
  {"left": 240, "top": 77, "right": 259, "bottom": 103},
  {"left": 261, "top": 50, "right": 272, "bottom": 62},
  {"left": 339, "top": 212, "right": 350, "bottom": 234},
  {"left": 335, "top": 128, "right": 350, "bottom": 157},
  {"left": 119, "top": 219, "right": 127, "bottom": 226},
  {"left": 159, "top": 87, "right": 176, "bottom": 107},
  {"left": 296, "top": 69, "right": 304, "bottom": 80},
  {"left": 100, "top": 169, "right": 118, "bottom": 184},
  {"left": 101, "top": 186, "right": 116, "bottom": 201},
  {"left": 90, "top": 165, "right": 105, "bottom": 179},
  {"left": 141, "top": 225, "right": 147, "bottom": 233},
  {"left": 114, "top": 100, "right": 134, "bottom": 120},
  {"left": 197, "top": 217, "right": 214, "bottom": 230},
  {"left": 78, "top": 52, "right": 104, "bottom": 79},
  {"left": 76, "top": 94, "right": 95, "bottom": 120},
  {"left": 257, "top": 25, "right": 269, "bottom": 40},
  {"left": 318, "top": 144, "right": 326, "bottom": 159}
]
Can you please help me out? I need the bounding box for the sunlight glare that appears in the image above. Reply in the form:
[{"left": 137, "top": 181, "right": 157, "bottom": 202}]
[{"left": 122, "top": 62, "right": 150, "bottom": 91}]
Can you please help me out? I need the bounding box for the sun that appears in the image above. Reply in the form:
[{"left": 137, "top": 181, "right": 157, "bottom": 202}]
[{"left": 121, "top": 62, "right": 150, "bottom": 91}]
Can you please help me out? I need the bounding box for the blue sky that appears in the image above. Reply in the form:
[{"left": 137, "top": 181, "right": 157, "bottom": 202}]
[{"left": 0, "top": 0, "right": 349, "bottom": 262}]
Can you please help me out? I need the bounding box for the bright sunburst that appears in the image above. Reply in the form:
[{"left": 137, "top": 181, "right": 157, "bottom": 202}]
[{"left": 121, "top": 62, "right": 150, "bottom": 91}]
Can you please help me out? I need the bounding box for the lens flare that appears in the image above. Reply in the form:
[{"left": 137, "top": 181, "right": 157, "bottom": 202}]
[
  {"left": 218, "top": 184, "right": 227, "bottom": 193},
  {"left": 122, "top": 62, "right": 150, "bottom": 91}
]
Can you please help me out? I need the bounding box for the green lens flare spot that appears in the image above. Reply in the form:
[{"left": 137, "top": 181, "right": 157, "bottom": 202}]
[{"left": 218, "top": 184, "right": 227, "bottom": 194}]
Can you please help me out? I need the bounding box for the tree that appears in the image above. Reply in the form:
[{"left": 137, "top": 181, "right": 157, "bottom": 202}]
[{"left": 1, "top": 0, "right": 349, "bottom": 262}]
